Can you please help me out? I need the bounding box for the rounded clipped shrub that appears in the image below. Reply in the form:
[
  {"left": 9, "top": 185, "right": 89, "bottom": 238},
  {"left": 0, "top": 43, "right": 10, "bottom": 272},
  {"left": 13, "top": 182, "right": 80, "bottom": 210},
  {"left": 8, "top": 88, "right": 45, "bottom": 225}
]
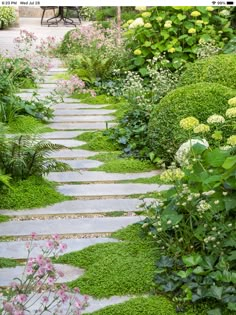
[
  {"left": 179, "top": 54, "right": 236, "bottom": 89},
  {"left": 148, "top": 83, "right": 236, "bottom": 162}
]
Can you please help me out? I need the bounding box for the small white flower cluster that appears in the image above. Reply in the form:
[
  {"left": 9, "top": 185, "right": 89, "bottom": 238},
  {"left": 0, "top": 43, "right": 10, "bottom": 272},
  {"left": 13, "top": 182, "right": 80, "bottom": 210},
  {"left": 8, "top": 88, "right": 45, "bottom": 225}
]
[
  {"left": 202, "top": 190, "right": 215, "bottom": 196},
  {"left": 207, "top": 114, "right": 225, "bottom": 124},
  {"left": 122, "top": 71, "right": 148, "bottom": 104},
  {"left": 196, "top": 40, "right": 222, "bottom": 59},
  {"left": 196, "top": 200, "right": 211, "bottom": 215}
]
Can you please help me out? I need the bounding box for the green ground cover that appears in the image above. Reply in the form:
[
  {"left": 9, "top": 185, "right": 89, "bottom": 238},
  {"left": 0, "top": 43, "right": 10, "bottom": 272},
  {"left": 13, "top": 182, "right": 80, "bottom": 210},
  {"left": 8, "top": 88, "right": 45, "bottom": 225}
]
[
  {"left": 0, "top": 257, "right": 19, "bottom": 268},
  {"left": 0, "top": 177, "right": 71, "bottom": 210}
]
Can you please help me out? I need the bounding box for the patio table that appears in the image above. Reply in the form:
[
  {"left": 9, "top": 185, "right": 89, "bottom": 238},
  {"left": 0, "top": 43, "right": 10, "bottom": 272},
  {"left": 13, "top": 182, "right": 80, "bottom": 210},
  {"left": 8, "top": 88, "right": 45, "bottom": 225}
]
[{"left": 47, "top": 7, "right": 76, "bottom": 27}]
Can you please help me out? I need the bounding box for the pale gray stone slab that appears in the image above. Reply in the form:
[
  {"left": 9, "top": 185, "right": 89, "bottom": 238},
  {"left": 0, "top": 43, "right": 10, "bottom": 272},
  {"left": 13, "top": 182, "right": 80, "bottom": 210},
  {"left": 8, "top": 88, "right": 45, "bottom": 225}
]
[
  {"left": 58, "top": 183, "right": 171, "bottom": 197},
  {"left": 41, "top": 131, "right": 85, "bottom": 139},
  {"left": 0, "top": 216, "right": 143, "bottom": 236},
  {"left": 0, "top": 264, "right": 83, "bottom": 286},
  {"left": 47, "top": 170, "right": 160, "bottom": 182},
  {"left": 0, "top": 198, "right": 155, "bottom": 216},
  {"left": 47, "top": 67, "right": 68, "bottom": 72},
  {"left": 54, "top": 103, "right": 108, "bottom": 109},
  {"left": 54, "top": 109, "right": 116, "bottom": 116},
  {"left": 48, "top": 139, "right": 85, "bottom": 147},
  {"left": 49, "top": 122, "right": 116, "bottom": 130},
  {"left": 61, "top": 160, "right": 103, "bottom": 169},
  {"left": 0, "top": 238, "right": 118, "bottom": 259},
  {"left": 52, "top": 115, "right": 114, "bottom": 122},
  {"left": 48, "top": 149, "right": 98, "bottom": 159},
  {"left": 39, "top": 83, "right": 57, "bottom": 88},
  {"left": 0, "top": 293, "right": 132, "bottom": 314}
]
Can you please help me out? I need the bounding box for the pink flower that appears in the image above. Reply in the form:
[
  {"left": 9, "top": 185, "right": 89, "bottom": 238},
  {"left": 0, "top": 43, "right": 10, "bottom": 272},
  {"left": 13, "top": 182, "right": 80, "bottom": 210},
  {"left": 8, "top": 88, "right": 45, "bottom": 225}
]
[
  {"left": 16, "top": 294, "right": 27, "bottom": 303},
  {"left": 31, "top": 232, "right": 37, "bottom": 239},
  {"left": 42, "top": 295, "right": 49, "bottom": 303}
]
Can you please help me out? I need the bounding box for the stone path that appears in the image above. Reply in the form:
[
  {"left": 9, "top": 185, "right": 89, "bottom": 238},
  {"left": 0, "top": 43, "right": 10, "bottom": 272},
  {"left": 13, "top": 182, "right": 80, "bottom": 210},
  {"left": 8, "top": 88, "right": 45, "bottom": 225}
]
[{"left": 0, "top": 60, "right": 166, "bottom": 313}]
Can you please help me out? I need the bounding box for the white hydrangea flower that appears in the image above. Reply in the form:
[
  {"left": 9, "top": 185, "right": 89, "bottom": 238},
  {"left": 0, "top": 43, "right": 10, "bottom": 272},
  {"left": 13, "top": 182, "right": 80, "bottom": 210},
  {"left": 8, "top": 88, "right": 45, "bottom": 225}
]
[
  {"left": 129, "top": 18, "right": 144, "bottom": 29},
  {"left": 207, "top": 114, "right": 225, "bottom": 124},
  {"left": 175, "top": 139, "right": 209, "bottom": 166}
]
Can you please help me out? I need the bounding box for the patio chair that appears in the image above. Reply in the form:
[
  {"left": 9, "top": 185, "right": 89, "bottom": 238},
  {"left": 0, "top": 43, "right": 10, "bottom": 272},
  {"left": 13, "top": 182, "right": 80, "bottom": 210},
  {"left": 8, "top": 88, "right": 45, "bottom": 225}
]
[
  {"left": 64, "top": 7, "right": 82, "bottom": 25},
  {"left": 40, "top": 6, "right": 58, "bottom": 26}
]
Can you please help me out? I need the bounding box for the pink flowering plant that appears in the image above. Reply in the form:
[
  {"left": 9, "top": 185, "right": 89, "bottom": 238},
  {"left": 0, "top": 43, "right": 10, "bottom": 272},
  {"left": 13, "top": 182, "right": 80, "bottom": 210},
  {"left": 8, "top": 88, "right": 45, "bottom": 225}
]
[
  {"left": 0, "top": 233, "right": 88, "bottom": 315},
  {"left": 52, "top": 75, "right": 96, "bottom": 101}
]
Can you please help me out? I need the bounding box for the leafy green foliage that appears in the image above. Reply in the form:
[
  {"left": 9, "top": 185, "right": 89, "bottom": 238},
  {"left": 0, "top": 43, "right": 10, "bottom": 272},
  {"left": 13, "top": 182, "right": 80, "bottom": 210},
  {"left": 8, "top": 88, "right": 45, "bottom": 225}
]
[
  {"left": 142, "top": 136, "right": 236, "bottom": 313},
  {"left": 57, "top": 224, "right": 158, "bottom": 297},
  {"left": 91, "top": 152, "right": 156, "bottom": 173},
  {"left": 84, "top": 296, "right": 176, "bottom": 315},
  {"left": 8, "top": 116, "right": 53, "bottom": 134},
  {"left": 223, "top": 36, "right": 236, "bottom": 54},
  {"left": 124, "top": 6, "right": 235, "bottom": 73},
  {"left": 0, "top": 176, "right": 70, "bottom": 209},
  {"left": 0, "top": 6, "right": 16, "bottom": 28},
  {"left": 179, "top": 54, "right": 236, "bottom": 89},
  {"left": 0, "top": 214, "right": 10, "bottom": 223},
  {"left": 77, "top": 131, "right": 119, "bottom": 151},
  {"left": 0, "top": 132, "right": 70, "bottom": 180},
  {"left": 148, "top": 83, "right": 236, "bottom": 162}
]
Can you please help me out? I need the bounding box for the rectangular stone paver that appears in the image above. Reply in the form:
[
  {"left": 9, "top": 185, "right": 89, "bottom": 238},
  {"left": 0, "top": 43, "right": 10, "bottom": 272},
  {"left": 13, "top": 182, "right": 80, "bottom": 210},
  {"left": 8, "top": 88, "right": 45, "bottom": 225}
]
[
  {"left": 61, "top": 159, "right": 103, "bottom": 169},
  {"left": 47, "top": 170, "right": 160, "bottom": 182},
  {"left": 0, "top": 198, "right": 154, "bottom": 216},
  {"left": 48, "top": 149, "right": 98, "bottom": 159},
  {"left": 58, "top": 183, "right": 171, "bottom": 197},
  {"left": 48, "top": 139, "right": 85, "bottom": 147},
  {"left": 0, "top": 238, "right": 118, "bottom": 259},
  {"left": 54, "top": 103, "right": 108, "bottom": 109},
  {"left": 52, "top": 115, "right": 114, "bottom": 122},
  {"left": 54, "top": 109, "right": 115, "bottom": 116},
  {"left": 0, "top": 216, "right": 143, "bottom": 236},
  {"left": 0, "top": 264, "right": 82, "bottom": 286},
  {"left": 49, "top": 122, "right": 116, "bottom": 130},
  {"left": 41, "top": 131, "right": 85, "bottom": 139}
]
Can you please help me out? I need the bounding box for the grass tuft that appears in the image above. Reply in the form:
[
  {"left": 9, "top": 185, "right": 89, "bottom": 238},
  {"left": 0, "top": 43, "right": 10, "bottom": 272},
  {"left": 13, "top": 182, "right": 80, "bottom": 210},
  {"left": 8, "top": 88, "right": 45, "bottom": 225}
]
[
  {"left": 8, "top": 116, "right": 53, "bottom": 134},
  {"left": 77, "top": 132, "right": 119, "bottom": 152}
]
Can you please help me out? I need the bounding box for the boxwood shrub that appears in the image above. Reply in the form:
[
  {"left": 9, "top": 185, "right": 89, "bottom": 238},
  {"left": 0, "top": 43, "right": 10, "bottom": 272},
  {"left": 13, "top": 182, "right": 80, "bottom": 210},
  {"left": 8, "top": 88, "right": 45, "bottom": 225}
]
[
  {"left": 179, "top": 54, "right": 236, "bottom": 89},
  {"left": 147, "top": 82, "right": 236, "bottom": 162}
]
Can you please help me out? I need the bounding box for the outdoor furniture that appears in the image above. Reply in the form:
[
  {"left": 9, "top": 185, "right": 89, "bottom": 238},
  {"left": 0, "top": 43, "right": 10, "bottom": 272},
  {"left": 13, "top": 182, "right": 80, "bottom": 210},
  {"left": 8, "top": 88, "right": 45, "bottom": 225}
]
[
  {"left": 41, "top": 7, "right": 81, "bottom": 27},
  {"left": 40, "top": 6, "right": 59, "bottom": 26},
  {"left": 64, "top": 7, "right": 82, "bottom": 25}
]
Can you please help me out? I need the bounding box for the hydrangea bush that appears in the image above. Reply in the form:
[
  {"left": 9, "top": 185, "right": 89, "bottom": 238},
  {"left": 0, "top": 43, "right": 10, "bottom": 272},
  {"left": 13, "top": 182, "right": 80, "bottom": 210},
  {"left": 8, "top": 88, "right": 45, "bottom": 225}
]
[
  {"left": 0, "top": 7, "right": 16, "bottom": 29},
  {"left": 141, "top": 104, "right": 236, "bottom": 313},
  {"left": 123, "top": 6, "right": 235, "bottom": 74}
]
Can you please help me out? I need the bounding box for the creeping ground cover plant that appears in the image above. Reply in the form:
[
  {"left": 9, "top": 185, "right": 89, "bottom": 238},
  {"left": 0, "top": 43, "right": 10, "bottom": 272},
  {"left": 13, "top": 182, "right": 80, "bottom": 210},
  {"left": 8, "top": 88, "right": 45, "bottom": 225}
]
[
  {"left": 0, "top": 233, "right": 88, "bottom": 315},
  {"left": 141, "top": 97, "right": 236, "bottom": 314}
]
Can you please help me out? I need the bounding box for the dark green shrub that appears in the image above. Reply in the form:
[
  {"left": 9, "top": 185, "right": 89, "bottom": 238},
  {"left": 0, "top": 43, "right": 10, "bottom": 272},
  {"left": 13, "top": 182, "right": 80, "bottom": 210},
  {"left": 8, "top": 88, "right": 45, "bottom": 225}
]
[
  {"left": 147, "top": 83, "right": 236, "bottom": 162},
  {"left": 179, "top": 54, "right": 236, "bottom": 89}
]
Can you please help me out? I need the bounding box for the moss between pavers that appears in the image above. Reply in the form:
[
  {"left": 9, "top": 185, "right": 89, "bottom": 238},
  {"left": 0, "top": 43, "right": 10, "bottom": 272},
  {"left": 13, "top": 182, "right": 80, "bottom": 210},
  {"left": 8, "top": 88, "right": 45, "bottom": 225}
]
[
  {"left": 83, "top": 296, "right": 225, "bottom": 315},
  {"left": 0, "top": 214, "right": 10, "bottom": 223},
  {"left": 0, "top": 257, "right": 19, "bottom": 268},
  {"left": 77, "top": 132, "right": 119, "bottom": 152},
  {"left": 0, "top": 176, "right": 71, "bottom": 210},
  {"left": 90, "top": 152, "right": 156, "bottom": 173},
  {"left": 56, "top": 224, "right": 158, "bottom": 298}
]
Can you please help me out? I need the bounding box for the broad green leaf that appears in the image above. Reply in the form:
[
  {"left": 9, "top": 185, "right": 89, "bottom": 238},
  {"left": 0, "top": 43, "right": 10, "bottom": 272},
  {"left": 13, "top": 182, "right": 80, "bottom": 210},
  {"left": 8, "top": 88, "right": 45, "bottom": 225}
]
[
  {"left": 205, "top": 149, "right": 230, "bottom": 167},
  {"left": 224, "top": 195, "right": 236, "bottom": 211},
  {"left": 207, "top": 309, "right": 222, "bottom": 315},
  {"left": 143, "top": 41, "right": 151, "bottom": 47},
  {"left": 207, "top": 285, "right": 223, "bottom": 300},
  {"left": 192, "top": 143, "right": 208, "bottom": 155},
  {"left": 139, "top": 67, "right": 148, "bottom": 76},
  {"left": 222, "top": 156, "right": 236, "bottom": 170},
  {"left": 134, "top": 56, "right": 145, "bottom": 66},
  {"left": 157, "top": 256, "right": 174, "bottom": 268},
  {"left": 182, "top": 254, "right": 202, "bottom": 267},
  {"left": 177, "top": 269, "right": 192, "bottom": 278},
  {"left": 228, "top": 303, "right": 236, "bottom": 311},
  {"left": 177, "top": 13, "right": 186, "bottom": 21}
]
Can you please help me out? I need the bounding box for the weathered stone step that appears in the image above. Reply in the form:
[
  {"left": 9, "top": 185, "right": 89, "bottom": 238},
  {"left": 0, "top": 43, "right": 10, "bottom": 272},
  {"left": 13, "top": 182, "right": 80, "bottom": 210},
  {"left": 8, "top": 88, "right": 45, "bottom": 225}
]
[
  {"left": 47, "top": 170, "right": 160, "bottom": 182},
  {"left": 0, "top": 217, "right": 143, "bottom": 236},
  {"left": 0, "top": 238, "right": 117, "bottom": 259},
  {"left": 39, "top": 83, "right": 57, "bottom": 88},
  {"left": 52, "top": 115, "right": 114, "bottom": 122},
  {"left": 60, "top": 159, "right": 103, "bottom": 169},
  {"left": 47, "top": 67, "right": 68, "bottom": 72},
  {"left": 54, "top": 109, "right": 115, "bottom": 116},
  {"left": 54, "top": 103, "right": 108, "bottom": 109},
  {"left": 0, "top": 264, "right": 83, "bottom": 287},
  {"left": 58, "top": 183, "right": 170, "bottom": 197},
  {"left": 0, "top": 198, "right": 153, "bottom": 216},
  {"left": 48, "top": 149, "right": 98, "bottom": 159},
  {"left": 49, "top": 122, "right": 116, "bottom": 130},
  {"left": 41, "top": 131, "right": 85, "bottom": 139},
  {"left": 49, "top": 139, "right": 85, "bottom": 147}
]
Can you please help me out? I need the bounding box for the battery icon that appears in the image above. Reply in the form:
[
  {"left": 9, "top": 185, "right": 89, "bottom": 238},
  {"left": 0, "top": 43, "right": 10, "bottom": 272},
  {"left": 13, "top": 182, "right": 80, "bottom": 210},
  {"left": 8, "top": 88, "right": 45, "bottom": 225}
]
[{"left": 227, "top": 1, "right": 234, "bottom": 3}]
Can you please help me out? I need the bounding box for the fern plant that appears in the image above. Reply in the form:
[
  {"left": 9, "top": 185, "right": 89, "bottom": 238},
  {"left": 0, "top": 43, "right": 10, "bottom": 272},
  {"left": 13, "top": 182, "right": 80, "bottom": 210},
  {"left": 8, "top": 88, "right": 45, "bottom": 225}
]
[{"left": 0, "top": 132, "right": 71, "bottom": 180}]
